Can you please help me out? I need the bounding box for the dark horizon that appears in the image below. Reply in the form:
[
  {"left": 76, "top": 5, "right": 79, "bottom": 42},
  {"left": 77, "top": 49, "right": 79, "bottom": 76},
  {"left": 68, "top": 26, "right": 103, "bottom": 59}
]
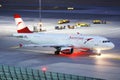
[
  {"left": 1, "top": 0, "right": 120, "bottom": 6},
  {"left": 0, "top": 0, "right": 120, "bottom": 10}
]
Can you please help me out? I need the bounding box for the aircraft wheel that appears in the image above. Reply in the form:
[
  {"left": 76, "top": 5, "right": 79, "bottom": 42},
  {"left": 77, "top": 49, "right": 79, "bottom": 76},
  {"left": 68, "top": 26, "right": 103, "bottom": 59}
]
[
  {"left": 97, "top": 53, "right": 101, "bottom": 56},
  {"left": 55, "top": 51, "right": 60, "bottom": 55}
]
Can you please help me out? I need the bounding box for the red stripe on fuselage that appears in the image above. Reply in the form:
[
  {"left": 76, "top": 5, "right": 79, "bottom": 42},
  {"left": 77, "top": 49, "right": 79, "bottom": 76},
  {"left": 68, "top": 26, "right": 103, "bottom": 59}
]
[{"left": 17, "top": 27, "right": 32, "bottom": 33}]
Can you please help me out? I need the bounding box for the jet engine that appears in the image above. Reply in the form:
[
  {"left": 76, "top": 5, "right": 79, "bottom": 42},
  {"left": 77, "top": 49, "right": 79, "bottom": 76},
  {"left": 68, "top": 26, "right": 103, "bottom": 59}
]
[{"left": 60, "top": 47, "right": 73, "bottom": 54}]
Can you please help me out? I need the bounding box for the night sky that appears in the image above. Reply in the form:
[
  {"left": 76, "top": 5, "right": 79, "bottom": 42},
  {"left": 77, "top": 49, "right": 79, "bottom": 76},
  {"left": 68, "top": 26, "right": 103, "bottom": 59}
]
[
  {"left": 1, "top": 0, "right": 120, "bottom": 6},
  {"left": 0, "top": 0, "right": 120, "bottom": 10}
]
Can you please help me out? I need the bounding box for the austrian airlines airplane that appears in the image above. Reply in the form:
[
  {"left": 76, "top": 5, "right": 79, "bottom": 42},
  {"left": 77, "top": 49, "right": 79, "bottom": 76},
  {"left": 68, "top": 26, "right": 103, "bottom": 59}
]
[{"left": 13, "top": 14, "right": 115, "bottom": 55}]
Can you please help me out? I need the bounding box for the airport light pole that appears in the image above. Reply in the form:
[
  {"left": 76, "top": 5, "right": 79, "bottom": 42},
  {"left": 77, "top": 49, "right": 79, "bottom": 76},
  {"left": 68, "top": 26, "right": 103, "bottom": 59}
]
[
  {"left": 39, "top": 0, "right": 42, "bottom": 31},
  {"left": 39, "top": 0, "right": 42, "bottom": 22},
  {"left": 0, "top": 4, "right": 2, "bottom": 8}
]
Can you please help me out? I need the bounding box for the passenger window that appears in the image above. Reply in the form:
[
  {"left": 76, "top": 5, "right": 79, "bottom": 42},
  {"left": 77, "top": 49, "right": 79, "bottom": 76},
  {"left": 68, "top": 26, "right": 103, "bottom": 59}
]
[{"left": 103, "top": 41, "right": 110, "bottom": 43}]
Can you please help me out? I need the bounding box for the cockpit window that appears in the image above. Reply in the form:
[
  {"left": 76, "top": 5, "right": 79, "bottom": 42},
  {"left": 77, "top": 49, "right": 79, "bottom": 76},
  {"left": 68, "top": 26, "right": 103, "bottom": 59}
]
[{"left": 102, "top": 40, "right": 110, "bottom": 43}]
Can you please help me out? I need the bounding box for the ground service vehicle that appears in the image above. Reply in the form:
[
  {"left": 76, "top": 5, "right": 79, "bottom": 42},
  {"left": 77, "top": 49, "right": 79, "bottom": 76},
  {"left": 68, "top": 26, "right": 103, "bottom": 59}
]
[
  {"left": 75, "top": 22, "right": 90, "bottom": 27},
  {"left": 92, "top": 20, "right": 106, "bottom": 24},
  {"left": 55, "top": 26, "right": 65, "bottom": 30},
  {"left": 58, "top": 19, "right": 70, "bottom": 24}
]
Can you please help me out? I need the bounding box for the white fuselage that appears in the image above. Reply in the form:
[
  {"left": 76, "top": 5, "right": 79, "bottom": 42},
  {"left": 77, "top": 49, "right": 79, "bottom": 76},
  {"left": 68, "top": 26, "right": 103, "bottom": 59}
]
[
  {"left": 13, "top": 33, "right": 115, "bottom": 51},
  {"left": 13, "top": 14, "right": 115, "bottom": 55}
]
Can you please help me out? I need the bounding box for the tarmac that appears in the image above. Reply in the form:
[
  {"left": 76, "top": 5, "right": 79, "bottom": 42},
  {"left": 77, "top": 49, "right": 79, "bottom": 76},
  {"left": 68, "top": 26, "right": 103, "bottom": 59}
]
[{"left": 0, "top": 10, "right": 120, "bottom": 80}]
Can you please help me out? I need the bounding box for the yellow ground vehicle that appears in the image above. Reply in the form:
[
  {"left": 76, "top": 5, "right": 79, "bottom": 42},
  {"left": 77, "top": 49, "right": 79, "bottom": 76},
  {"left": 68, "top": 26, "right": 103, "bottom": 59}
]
[
  {"left": 75, "top": 22, "right": 90, "bottom": 27},
  {"left": 58, "top": 19, "right": 70, "bottom": 24},
  {"left": 92, "top": 20, "right": 106, "bottom": 24}
]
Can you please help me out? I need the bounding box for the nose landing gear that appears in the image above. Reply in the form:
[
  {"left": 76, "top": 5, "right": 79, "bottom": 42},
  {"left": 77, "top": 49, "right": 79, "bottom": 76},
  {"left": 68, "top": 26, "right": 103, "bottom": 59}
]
[
  {"left": 91, "top": 49, "right": 101, "bottom": 56},
  {"left": 96, "top": 49, "right": 101, "bottom": 56}
]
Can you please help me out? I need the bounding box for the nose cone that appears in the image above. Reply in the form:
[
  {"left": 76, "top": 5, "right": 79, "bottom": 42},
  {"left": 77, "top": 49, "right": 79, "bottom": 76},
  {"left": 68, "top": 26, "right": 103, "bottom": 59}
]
[
  {"left": 102, "top": 42, "right": 115, "bottom": 50},
  {"left": 110, "top": 43, "right": 115, "bottom": 49},
  {"left": 108, "top": 43, "right": 115, "bottom": 49}
]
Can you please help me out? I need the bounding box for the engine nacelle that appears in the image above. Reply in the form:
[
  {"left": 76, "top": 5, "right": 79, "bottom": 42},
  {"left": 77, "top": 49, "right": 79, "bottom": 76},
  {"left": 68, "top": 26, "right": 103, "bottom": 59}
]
[{"left": 60, "top": 47, "right": 73, "bottom": 54}]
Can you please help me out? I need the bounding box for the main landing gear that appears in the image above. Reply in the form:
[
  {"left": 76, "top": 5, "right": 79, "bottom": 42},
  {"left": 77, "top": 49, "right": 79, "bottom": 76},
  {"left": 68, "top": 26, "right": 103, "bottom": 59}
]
[
  {"left": 54, "top": 47, "right": 61, "bottom": 55},
  {"left": 55, "top": 51, "right": 60, "bottom": 55},
  {"left": 97, "top": 53, "right": 101, "bottom": 56}
]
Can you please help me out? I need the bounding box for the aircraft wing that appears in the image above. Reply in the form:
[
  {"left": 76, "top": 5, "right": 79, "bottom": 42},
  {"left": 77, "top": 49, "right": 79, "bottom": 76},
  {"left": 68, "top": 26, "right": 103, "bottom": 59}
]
[
  {"left": 17, "top": 44, "right": 90, "bottom": 51},
  {"left": 11, "top": 43, "right": 90, "bottom": 52},
  {"left": 18, "top": 43, "right": 73, "bottom": 48}
]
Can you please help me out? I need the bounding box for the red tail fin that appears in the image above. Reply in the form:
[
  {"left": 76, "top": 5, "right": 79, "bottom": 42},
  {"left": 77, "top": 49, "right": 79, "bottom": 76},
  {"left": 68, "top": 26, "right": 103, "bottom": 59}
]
[{"left": 14, "top": 14, "right": 32, "bottom": 33}]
